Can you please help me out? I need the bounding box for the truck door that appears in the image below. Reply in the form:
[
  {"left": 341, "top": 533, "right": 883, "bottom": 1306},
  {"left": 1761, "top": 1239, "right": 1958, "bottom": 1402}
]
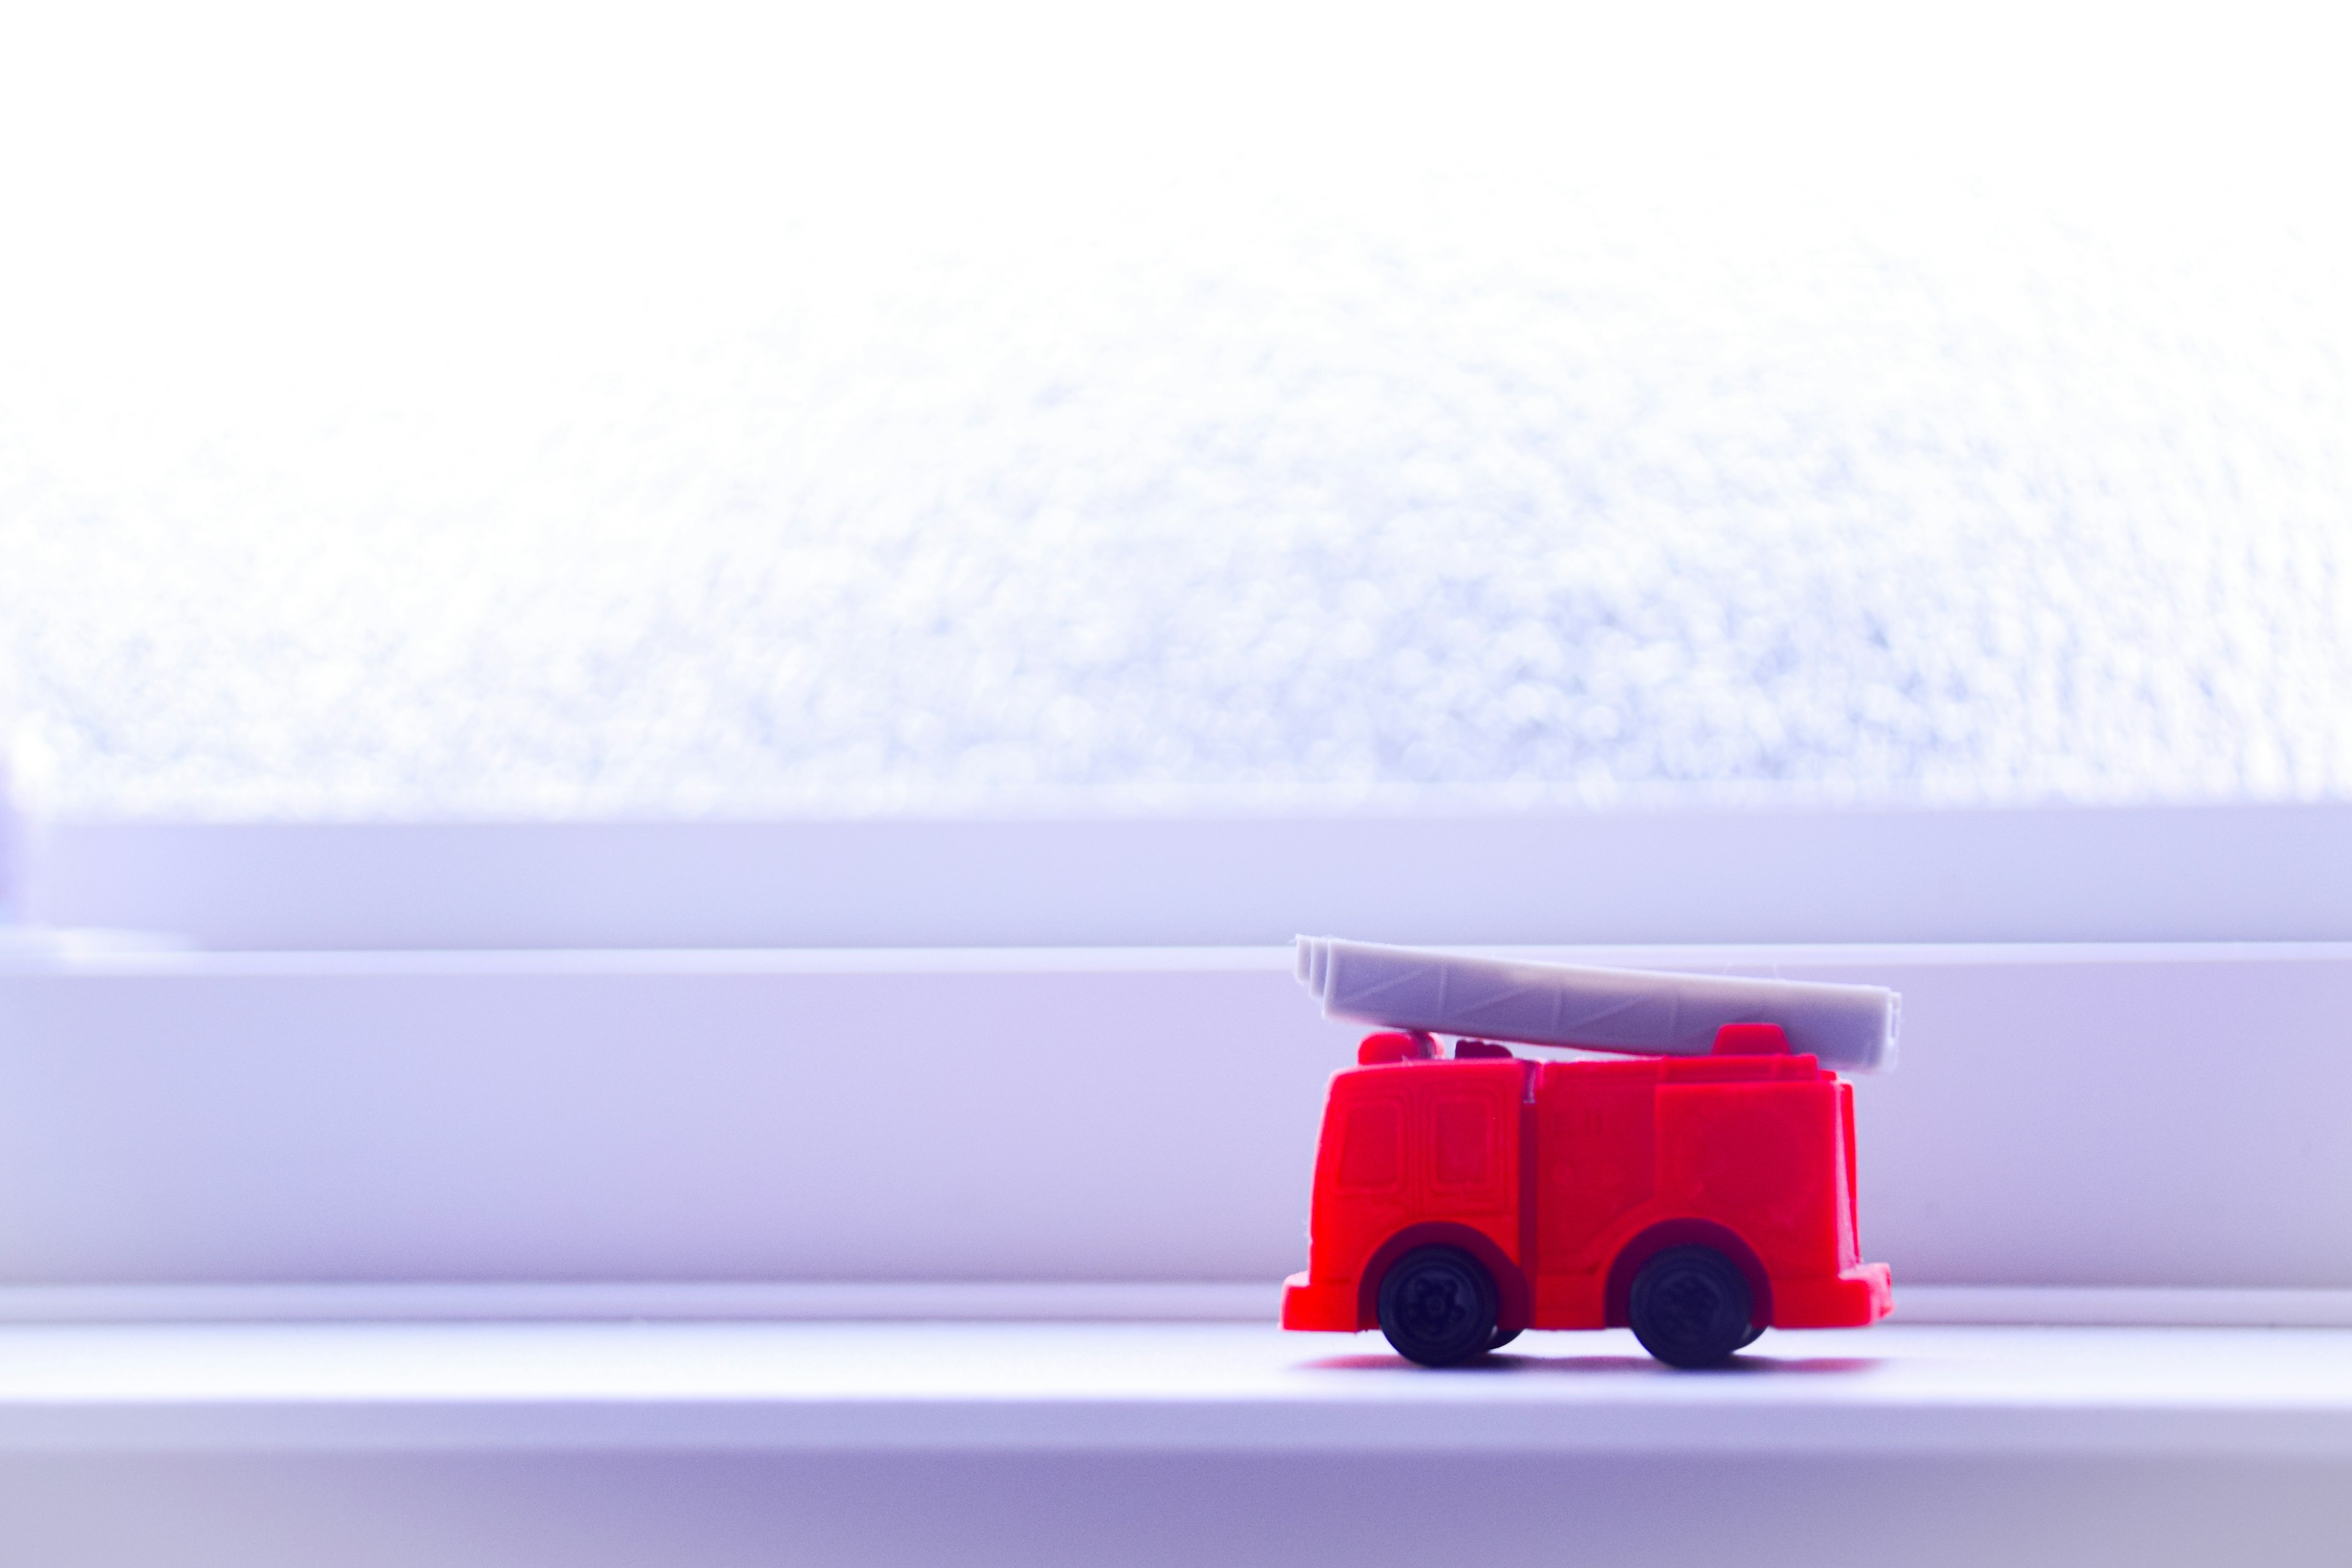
[
  {"left": 1536, "top": 1060, "right": 1660, "bottom": 1281},
  {"left": 1414, "top": 1063, "right": 1522, "bottom": 1261}
]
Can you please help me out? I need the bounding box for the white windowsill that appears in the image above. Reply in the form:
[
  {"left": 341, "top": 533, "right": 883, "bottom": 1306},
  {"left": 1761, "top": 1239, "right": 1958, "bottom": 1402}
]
[
  {"left": 10, "top": 1321, "right": 2346, "bottom": 1567},
  {"left": 6, "top": 1320, "right": 2350, "bottom": 1458}
]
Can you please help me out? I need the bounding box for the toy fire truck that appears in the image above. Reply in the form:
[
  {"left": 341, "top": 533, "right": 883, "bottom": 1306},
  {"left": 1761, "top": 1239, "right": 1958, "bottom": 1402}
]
[{"left": 1282, "top": 938, "right": 1898, "bottom": 1368}]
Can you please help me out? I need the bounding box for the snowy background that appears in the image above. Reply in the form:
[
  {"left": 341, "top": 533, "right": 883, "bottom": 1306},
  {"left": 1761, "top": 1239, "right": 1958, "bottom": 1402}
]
[{"left": 1, "top": 2, "right": 2346, "bottom": 818}]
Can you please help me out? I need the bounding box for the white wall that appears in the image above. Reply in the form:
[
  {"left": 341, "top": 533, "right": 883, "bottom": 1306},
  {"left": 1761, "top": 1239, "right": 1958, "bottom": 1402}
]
[
  {"left": 37, "top": 803, "right": 2352, "bottom": 949},
  {"left": 3, "top": 942, "right": 2347, "bottom": 1291}
]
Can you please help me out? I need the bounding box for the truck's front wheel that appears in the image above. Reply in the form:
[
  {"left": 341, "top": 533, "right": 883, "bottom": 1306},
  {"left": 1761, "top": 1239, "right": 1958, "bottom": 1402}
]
[
  {"left": 1376, "top": 1246, "right": 1498, "bottom": 1367},
  {"left": 1628, "top": 1245, "right": 1754, "bottom": 1368}
]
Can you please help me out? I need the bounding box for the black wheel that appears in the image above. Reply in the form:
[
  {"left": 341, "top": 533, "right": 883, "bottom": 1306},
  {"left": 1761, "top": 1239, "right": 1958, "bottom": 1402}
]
[
  {"left": 1488, "top": 1325, "right": 1523, "bottom": 1352},
  {"left": 1627, "top": 1245, "right": 1754, "bottom": 1368},
  {"left": 1734, "top": 1323, "right": 1765, "bottom": 1349},
  {"left": 1376, "top": 1246, "right": 1498, "bottom": 1367}
]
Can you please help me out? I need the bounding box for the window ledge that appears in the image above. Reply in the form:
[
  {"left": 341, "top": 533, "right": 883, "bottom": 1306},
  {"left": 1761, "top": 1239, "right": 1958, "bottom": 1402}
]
[
  {"left": 10, "top": 1321, "right": 2345, "bottom": 1567},
  {"left": 6, "top": 1321, "right": 2350, "bottom": 1459}
]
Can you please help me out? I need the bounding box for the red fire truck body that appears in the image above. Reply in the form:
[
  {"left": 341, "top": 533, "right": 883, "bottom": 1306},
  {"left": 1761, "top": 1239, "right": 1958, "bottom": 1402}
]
[{"left": 1281, "top": 1026, "right": 1893, "bottom": 1362}]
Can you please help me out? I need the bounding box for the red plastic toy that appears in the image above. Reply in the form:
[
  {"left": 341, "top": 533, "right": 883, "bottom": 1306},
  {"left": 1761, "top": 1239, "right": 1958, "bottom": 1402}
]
[{"left": 1282, "top": 943, "right": 1894, "bottom": 1368}]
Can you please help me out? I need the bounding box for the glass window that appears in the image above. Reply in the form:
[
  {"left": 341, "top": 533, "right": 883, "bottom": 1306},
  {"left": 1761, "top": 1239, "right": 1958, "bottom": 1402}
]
[{"left": 4, "top": 4, "right": 2345, "bottom": 818}]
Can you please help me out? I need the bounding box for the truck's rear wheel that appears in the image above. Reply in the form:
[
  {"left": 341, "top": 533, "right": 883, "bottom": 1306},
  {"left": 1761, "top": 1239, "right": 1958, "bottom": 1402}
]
[
  {"left": 1628, "top": 1245, "right": 1754, "bottom": 1368},
  {"left": 1376, "top": 1246, "right": 1498, "bottom": 1367}
]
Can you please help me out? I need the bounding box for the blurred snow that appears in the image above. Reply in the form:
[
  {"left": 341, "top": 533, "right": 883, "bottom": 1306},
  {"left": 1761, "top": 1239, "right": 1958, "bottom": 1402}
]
[{"left": 0, "top": 1, "right": 2346, "bottom": 817}]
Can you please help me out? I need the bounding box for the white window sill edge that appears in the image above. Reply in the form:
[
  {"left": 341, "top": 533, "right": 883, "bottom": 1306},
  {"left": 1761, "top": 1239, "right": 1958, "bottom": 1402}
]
[
  {"left": 2, "top": 1282, "right": 2351, "bottom": 1329},
  {"left": 2, "top": 1320, "right": 2348, "bottom": 1461},
  {"left": 13, "top": 1319, "right": 2346, "bottom": 1567}
]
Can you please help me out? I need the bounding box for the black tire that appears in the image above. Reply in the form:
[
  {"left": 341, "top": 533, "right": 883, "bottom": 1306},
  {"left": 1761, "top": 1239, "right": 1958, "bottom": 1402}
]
[
  {"left": 1376, "top": 1246, "right": 1498, "bottom": 1367},
  {"left": 1488, "top": 1325, "right": 1523, "bottom": 1352},
  {"left": 1627, "top": 1245, "right": 1754, "bottom": 1368},
  {"left": 1734, "top": 1323, "right": 1765, "bottom": 1349}
]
